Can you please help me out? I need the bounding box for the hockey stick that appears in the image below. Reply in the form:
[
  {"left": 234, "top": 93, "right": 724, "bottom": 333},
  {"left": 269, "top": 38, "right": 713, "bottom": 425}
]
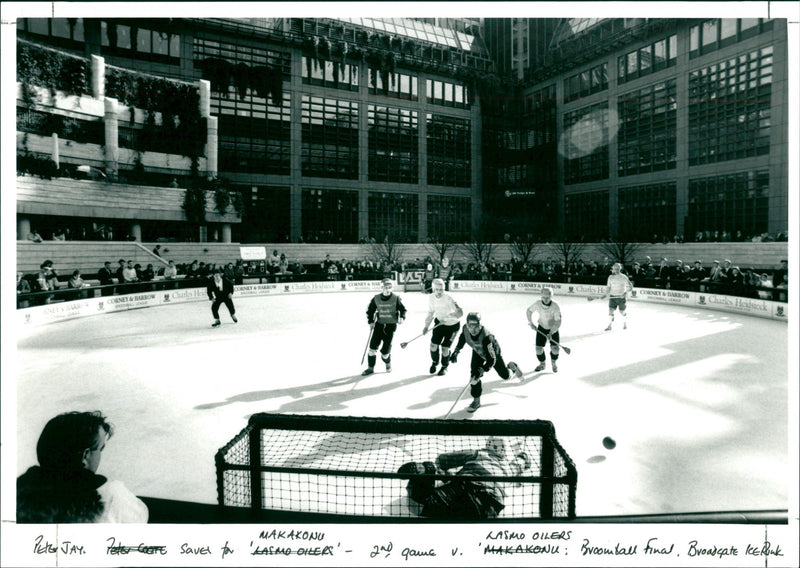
[
  {"left": 400, "top": 323, "right": 445, "bottom": 349},
  {"left": 444, "top": 380, "right": 472, "bottom": 419},
  {"left": 533, "top": 326, "right": 571, "bottom": 355},
  {"left": 361, "top": 324, "right": 375, "bottom": 365}
]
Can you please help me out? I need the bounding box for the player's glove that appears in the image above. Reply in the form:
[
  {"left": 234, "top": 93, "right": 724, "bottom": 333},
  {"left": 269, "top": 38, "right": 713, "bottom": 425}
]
[{"left": 516, "top": 451, "right": 532, "bottom": 471}]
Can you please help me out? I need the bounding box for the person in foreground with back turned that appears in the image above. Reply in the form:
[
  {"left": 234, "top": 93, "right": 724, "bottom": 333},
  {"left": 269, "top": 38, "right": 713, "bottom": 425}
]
[
  {"left": 17, "top": 411, "right": 149, "bottom": 523},
  {"left": 397, "top": 436, "right": 531, "bottom": 519}
]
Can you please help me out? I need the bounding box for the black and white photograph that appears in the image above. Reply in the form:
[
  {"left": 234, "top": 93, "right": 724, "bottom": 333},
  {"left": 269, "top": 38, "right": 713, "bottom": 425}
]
[{"left": 2, "top": 2, "right": 798, "bottom": 567}]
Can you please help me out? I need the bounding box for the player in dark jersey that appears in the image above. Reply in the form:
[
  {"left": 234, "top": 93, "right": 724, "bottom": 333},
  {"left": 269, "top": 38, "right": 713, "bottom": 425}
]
[
  {"left": 362, "top": 278, "right": 407, "bottom": 375},
  {"left": 449, "top": 312, "right": 522, "bottom": 412}
]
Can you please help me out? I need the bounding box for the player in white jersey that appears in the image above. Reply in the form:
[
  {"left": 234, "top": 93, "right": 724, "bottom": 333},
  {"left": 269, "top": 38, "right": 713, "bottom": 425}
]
[
  {"left": 526, "top": 287, "right": 562, "bottom": 373},
  {"left": 422, "top": 279, "right": 464, "bottom": 375},
  {"left": 601, "top": 262, "right": 633, "bottom": 331}
]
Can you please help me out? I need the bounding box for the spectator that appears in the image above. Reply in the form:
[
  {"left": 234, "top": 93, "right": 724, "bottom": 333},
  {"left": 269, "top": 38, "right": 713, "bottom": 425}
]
[
  {"left": 705, "top": 260, "right": 723, "bottom": 284},
  {"left": 654, "top": 258, "right": 670, "bottom": 288},
  {"left": 67, "top": 270, "right": 87, "bottom": 289},
  {"left": 773, "top": 260, "right": 788, "bottom": 289},
  {"left": 233, "top": 260, "right": 245, "bottom": 285},
  {"left": 279, "top": 254, "right": 291, "bottom": 276},
  {"left": 163, "top": 260, "right": 178, "bottom": 280},
  {"left": 17, "top": 272, "right": 32, "bottom": 308},
  {"left": 122, "top": 261, "right": 138, "bottom": 284},
  {"left": 688, "top": 260, "right": 707, "bottom": 288},
  {"left": 185, "top": 260, "right": 199, "bottom": 280},
  {"left": 628, "top": 262, "right": 644, "bottom": 285},
  {"left": 115, "top": 259, "right": 126, "bottom": 284},
  {"left": 27, "top": 229, "right": 44, "bottom": 243},
  {"left": 98, "top": 261, "right": 115, "bottom": 296},
  {"left": 16, "top": 411, "right": 149, "bottom": 523},
  {"left": 52, "top": 228, "right": 66, "bottom": 241},
  {"left": 726, "top": 266, "right": 745, "bottom": 296},
  {"left": 152, "top": 245, "right": 162, "bottom": 257},
  {"left": 268, "top": 250, "right": 281, "bottom": 274},
  {"left": 140, "top": 264, "right": 155, "bottom": 282},
  {"left": 169, "top": 178, "right": 179, "bottom": 188},
  {"left": 223, "top": 262, "right": 236, "bottom": 281}
]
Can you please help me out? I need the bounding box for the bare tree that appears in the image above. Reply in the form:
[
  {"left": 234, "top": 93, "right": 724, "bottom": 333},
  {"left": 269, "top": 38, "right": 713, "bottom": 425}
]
[
  {"left": 370, "top": 237, "right": 406, "bottom": 270},
  {"left": 510, "top": 235, "right": 540, "bottom": 265},
  {"left": 548, "top": 241, "right": 586, "bottom": 268},
  {"left": 598, "top": 240, "right": 643, "bottom": 268},
  {"left": 463, "top": 241, "right": 494, "bottom": 266},
  {"left": 424, "top": 241, "right": 459, "bottom": 265}
]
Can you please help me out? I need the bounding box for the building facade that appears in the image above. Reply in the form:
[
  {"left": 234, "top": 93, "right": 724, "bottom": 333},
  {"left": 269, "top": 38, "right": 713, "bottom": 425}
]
[
  {"left": 481, "top": 17, "right": 789, "bottom": 243},
  {"left": 15, "top": 17, "right": 790, "bottom": 244}
]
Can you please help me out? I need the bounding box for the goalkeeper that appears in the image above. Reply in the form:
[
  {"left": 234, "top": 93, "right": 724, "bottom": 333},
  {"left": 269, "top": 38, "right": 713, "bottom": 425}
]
[
  {"left": 398, "top": 437, "right": 531, "bottom": 519},
  {"left": 449, "top": 312, "right": 522, "bottom": 413}
]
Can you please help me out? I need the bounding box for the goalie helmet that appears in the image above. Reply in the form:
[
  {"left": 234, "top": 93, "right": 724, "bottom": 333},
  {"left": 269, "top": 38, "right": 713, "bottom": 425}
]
[
  {"left": 485, "top": 436, "right": 509, "bottom": 460},
  {"left": 466, "top": 312, "right": 481, "bottom": 325}
]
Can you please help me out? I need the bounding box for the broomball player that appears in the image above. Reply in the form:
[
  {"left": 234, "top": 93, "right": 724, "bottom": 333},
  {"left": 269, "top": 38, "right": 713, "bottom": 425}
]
[
  {"left": 207, "top": 268, "right": 237, "bottom": 327},
  {"left": 449, "top": 313, "right": 522, "bottom": 412},
  {"left": 526, "top": 287, "right": 562, "bottom": 373},
  {"left": 422, "top": 278, "right": 464, "bottom": 376},
  {"left": 601, "top": 262, "right": 633, "bottom": 331},
  {"left": 362, "top": 279, "right": 407, "bottom": 375}
]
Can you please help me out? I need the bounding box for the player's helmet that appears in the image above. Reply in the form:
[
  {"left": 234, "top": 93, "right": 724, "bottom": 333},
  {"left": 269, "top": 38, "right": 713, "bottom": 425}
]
[{"left": 466, "top": 312, "right": 481, "bottom": 325}]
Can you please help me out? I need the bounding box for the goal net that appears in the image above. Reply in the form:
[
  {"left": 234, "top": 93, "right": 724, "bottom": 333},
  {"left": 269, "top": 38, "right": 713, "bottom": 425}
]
[{"left": 216, "top": 413, "right": 577, "bottom": 520}]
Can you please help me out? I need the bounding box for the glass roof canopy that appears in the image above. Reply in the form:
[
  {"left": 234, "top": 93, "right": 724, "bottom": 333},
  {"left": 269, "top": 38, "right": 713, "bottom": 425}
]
[{"left": 338, "top": 17, "right": 483, "bottom": 53}]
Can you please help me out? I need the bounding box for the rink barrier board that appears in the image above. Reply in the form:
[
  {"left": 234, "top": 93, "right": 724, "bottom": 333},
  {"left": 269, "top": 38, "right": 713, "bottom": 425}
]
[{"left": 16, "top": 279, "right": 788, "bottom": 329}]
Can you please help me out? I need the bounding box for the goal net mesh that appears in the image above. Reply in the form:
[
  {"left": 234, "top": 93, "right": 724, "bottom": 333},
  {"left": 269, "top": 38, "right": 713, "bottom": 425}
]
[{"left": 216, "top": 413, "right": 576, "bottom": 520}]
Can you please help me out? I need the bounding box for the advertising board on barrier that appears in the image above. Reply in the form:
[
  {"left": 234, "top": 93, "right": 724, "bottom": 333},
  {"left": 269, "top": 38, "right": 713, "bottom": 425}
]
[
  {"left": 451, "top": 280, "right": 509, "bottom": 292},
  {"left": 340, "top": 280, "right": 383, "bottom": 292},
  {"left": 283, "top": 281, "right": 340, "bottom": 293},
  {"left": 233, "top": 283, "right": 280, "bottom": 297},
  {"left": 696, "top": 293, "right": 772, "bottom": 317},
  {"left": 633, "top": 288, "right": 696, "bottom": 307},
  {"left": 159, "top": 288, "right": 207, "bottom": 304},
  {"left": 239, "top": 246, "right": 267, "bottom": 260},
  {"left": 398, "top": 271, "right": 424, "bottom": 284},
  {"left": 98, "top": 292, "right": 160, "bottom": 312}
]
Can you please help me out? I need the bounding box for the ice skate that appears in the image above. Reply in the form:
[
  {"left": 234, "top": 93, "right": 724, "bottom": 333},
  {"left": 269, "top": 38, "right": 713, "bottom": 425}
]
[
  {"left": 623, "top": 322, "right": 627, "bottom": 330},
  {"left": 232, "top": 315, "right": 238, "bottom": 323},
  {"left": 211, "top": 319, "right": 221, "bottom": 327},
  {"left": 430, "top": 363, "right": 438, "bottom": 374},
  {"left": 466, "top": 398, "right": 481, "bottom": 413},
  {"left": 551, "top": 361, "right": 558, "bottom": 373},
  {"left": 507, "top": 361, "right": 523, "bottom": 378},
  {"left": 361, "top": 367, "right": 374, "bottom": 376},
  {"left": 437, "top": 366, "right": 448, "bottom": 376},
  {"left": 385, "top": 361, "right": 392, "bottom": 372},
  {"left": 534, "top": 362, "right": 546, "bottom": 372},
  {"left": 605, "top": 323, "right": 613, "bottom": 331}
]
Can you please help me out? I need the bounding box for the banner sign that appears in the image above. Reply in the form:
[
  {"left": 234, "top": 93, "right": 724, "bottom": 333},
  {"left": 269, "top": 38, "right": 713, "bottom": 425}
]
[
  {"left": 451, "top": 280, "right": 509, "bottom": 292},
  {"left": 239, "top": 246, "right": 267, "bottom": 260}
]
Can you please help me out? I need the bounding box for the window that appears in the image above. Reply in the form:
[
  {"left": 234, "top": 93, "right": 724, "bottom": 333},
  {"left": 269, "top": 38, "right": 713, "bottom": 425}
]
[
  {"left": 688, "top": 47, "right": 772, "bottom": 165},
  {"left": 302, "top": 57, "right": 359, "bottom": 91},
  {"left": 689, "top": 19, "right": 773, "bottom": 58},
  {"left": 564, "top": 62, "right": 608, "bottom": 102},
  {"left": 368, "top": 105, "right": 419, "bottom": 183},
  {"left": 687, "top": 171, "right": 769, "bottom": 237},
  {"left": 618, "top": 182, "right": 677, "bottom": 241},
  {"left": 369, "top": 69, "right": 417, "bottom": 100},
  {"left": 426, "top": 79, "right": 470, "bottom": 109},
  {"left": 19, "top": 18, "right": 85, "bottom": 44},
  {"left": 564, "top": 191, "right": 609, "bottom": 241},
  {"left": 618, "top": 80, "right": 677, "bottom": 176},
  {"left": 301, "top": 96, "right": 359, "bottom": 179},
  {"left": 301, "top": 188, "right": 359, "bottom": 243},
  {"left": 102, "top": 21, "right": 181, "bottom": 63},
  {"left": 427, "top": 114, "right": 471, "bottom": 187},
  {"left": 563, "top": 102, "right": 609, "bottom": 184},
  {"left": 618, "top": 35, "right": 677, "bottom": 83},
  {"left": 368, "top": 192, "right": 419, "bottom": 243},
  {"left": 427, "top": 195, "right": 471, "bottom": 242}
]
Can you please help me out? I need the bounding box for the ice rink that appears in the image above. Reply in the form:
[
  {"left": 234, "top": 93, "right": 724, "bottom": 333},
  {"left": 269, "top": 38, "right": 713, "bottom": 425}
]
[{"left": 14, "top": 289, "right": 789, "bottom": 518}]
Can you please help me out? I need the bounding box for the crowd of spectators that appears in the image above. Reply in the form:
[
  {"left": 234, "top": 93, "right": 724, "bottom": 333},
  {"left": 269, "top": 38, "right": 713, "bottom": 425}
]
[{"left": 17, "top": 248, "right": 788, "bottom": 308}]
